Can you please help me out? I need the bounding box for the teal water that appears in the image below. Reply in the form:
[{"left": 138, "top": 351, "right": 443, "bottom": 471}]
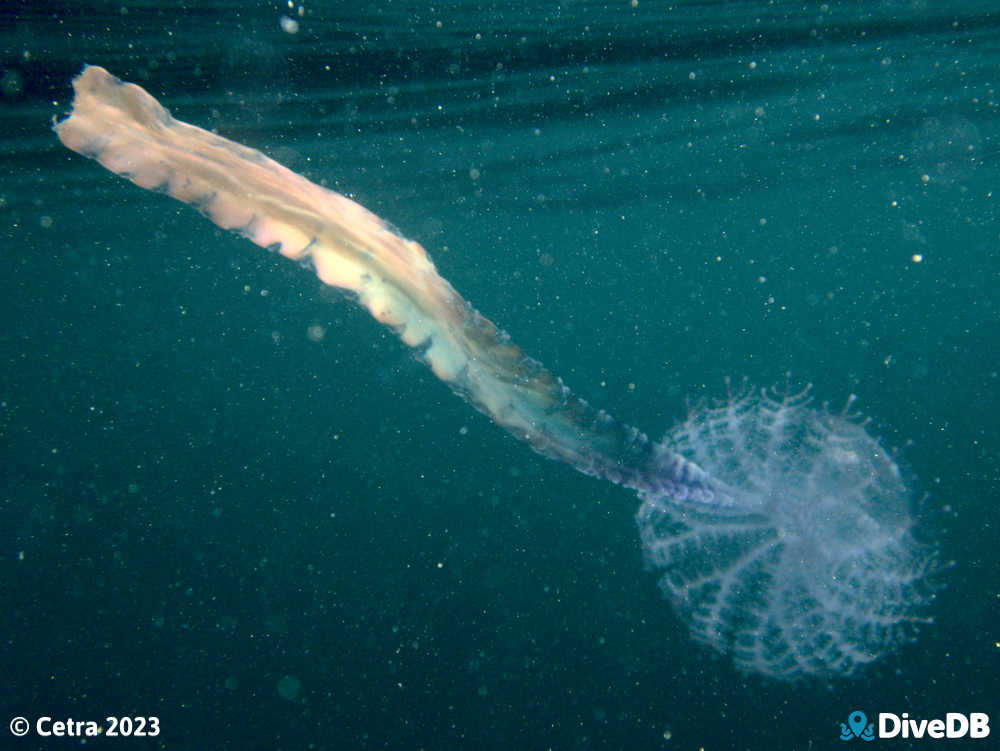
[{"left": 2, "top": 2, "right": 998, "bottom": 748}]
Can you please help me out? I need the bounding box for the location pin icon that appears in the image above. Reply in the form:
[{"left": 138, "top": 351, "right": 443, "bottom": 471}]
[{"left": 848, "top": 711, "right": 867, "bottom": 738}]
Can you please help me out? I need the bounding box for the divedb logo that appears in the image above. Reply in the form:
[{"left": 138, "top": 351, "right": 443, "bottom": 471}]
[{"left": 839, "top": 710, "right": 990, "bottom": 741}]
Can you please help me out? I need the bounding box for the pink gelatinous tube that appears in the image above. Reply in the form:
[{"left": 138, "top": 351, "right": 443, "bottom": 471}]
[
  {"left": 54, "top": 65, "right": 715, "bottom": 505},
  {"left": 55, "top": 66, "right": 940, "bottom": 681}
]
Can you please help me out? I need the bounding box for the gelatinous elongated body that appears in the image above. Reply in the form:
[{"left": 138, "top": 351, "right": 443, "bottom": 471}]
[
  {"left": 54, "top": 65, "right": 718, "bottom": 507},
  {"left": 55, "top": 66, "right": 939, "bottom": 680}
]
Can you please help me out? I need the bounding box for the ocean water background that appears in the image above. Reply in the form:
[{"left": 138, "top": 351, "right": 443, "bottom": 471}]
[{"left": 2, "top": 1, "right": 998, "bottom": 748}]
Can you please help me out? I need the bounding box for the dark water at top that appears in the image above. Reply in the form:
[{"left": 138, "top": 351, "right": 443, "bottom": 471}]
[{"left": 2, "top": 2, "right": 997, "bottom": 748}]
